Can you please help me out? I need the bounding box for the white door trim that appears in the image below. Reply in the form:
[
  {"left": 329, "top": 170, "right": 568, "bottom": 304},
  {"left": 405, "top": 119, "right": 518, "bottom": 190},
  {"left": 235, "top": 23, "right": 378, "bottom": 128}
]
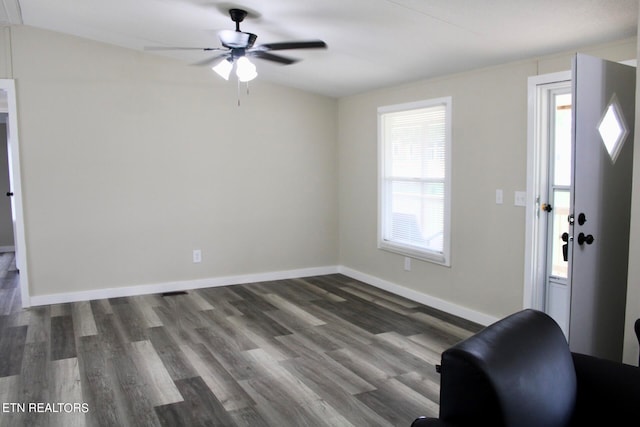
[
  {"left": 523, "top": 71, "right": 571, "bottom": 310},
  {"left": 0, "top": 79, "right": 30, "bottom": 307}
]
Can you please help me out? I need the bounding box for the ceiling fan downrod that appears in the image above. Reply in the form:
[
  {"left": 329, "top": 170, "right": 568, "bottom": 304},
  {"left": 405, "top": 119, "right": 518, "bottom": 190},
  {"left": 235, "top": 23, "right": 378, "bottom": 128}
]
[{"left": 229, "top": 8, "right": 248, "bottom": 32}]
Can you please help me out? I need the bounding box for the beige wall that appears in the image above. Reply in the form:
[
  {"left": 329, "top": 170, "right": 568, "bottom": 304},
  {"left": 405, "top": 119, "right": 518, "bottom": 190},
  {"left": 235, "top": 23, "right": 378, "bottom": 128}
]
[
  {"left": 338, "top": 39, "right": 637, "bottom": 322},
  {"left": 6, "top": 25, "right": 338, "bottom": 297}
]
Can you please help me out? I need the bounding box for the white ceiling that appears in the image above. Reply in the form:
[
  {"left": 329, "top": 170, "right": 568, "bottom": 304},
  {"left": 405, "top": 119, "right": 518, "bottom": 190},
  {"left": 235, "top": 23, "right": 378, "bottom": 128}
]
[{"left": 6, "top": 0, "right": 639, "bottom": 97}]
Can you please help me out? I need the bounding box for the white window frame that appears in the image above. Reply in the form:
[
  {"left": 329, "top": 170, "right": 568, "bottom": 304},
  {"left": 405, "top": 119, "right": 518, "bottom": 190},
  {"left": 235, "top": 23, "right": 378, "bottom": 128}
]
[{"left": 377, "top": 97, "right": 452, "bottom": 266}]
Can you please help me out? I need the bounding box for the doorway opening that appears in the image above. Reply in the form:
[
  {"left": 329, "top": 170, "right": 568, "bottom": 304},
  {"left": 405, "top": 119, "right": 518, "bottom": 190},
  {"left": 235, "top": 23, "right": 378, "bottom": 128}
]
[
  {"left": 524, "top": 71, "right": 571, "bottom": 337},
  {"left": 0, "top": 79, "right": 29, "bottom": 308}
]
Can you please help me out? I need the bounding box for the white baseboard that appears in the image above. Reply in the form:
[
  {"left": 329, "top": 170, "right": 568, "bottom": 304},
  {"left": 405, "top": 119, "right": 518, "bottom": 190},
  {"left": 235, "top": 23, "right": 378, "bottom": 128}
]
[
  {"left": 27, "top": 264, "right": 498, "bottom": 326},
  {"left": 28, "top": 265, "right": 340, "bottom": 307},
  {"left": 338, "top": 266, "right": 498, "bottom": 326}
]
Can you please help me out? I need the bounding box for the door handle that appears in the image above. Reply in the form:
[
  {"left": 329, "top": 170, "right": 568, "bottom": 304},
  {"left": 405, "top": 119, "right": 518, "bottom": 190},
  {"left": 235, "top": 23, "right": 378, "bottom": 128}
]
[
  {"left": 561, "top": 232, "right": 569, "bottom": 261},
  {"left": 541, "top": 203, "right": 552, "bottom": 212},
  {"left": 577, "top": 232, "right": 594, "bottom": 245}
]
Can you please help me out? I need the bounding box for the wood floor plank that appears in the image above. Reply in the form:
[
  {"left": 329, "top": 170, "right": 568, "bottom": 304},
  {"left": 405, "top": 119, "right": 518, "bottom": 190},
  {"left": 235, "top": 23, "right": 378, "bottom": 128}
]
[
  {"left": 147, "top": 327, "right": 198, "bottom": 381},
  {"left": 326, "top": 347, "right": 391, "bottom": 384},
  {"left": 194, "top": 328, "right": 262, "bottom": 382},
  {"left": 129, "top": 295, "right": 164, "bottom": 329},
  {"left": 281, "top": 354, "right": 377, "bottom": 396},
  {"left": 154, "top": 400, "right": 198, "bottom": 427},
  {"left": 111, "top": 348, "right": 162, "bottom": 427},
  {"left": 340, "top": 278, "right": 420, "bottom": 308},
  {"left": 111, "top": 302, "right": 148, "bottom": 343},
  {"left": 128, "top": 340, "right": 184, "bottom": 406},
  {"left": 183, "top": 292, "right": 215, "bottom": 312},
  {"left": 173, "top": 376, "right": 237, "bottom": 426},
  {"left": 396, "top": 371, "right": 441, "bottom": 405},
  {"left": 225, "top": 315, "right": 298, "bottom": 362},
  {"left": 410, "top": 311, "right": 477, "bottom": 341},
  {"left": 49, "top": 358, "right": 87, "bottom": 427},
  {"left": 262, "top": 293, "right": 326, "bottom": 327},
  {"left": 0, "top": 374, "right": 18, "bottom": 406},
  {"left": 18, "top": 341, "right": 49, "bottom": 404},
  {"left": 198, "top": 309, "right": 259, "bottom": 351},
  {"left": 376, "top": 331, "right": 442, "bottom": 366},
  {"left": 76, "top": 335, "right": 128, "bottom": 427},
  {"left": 71, "top": 301, "right": 98, "bottom": 337},
  {"left": 50, "top": 315, "right": 76, "bottom": 361},
  {"left": 240, "top": 348, "right": 323, "bottom": 404},
  {"left": 273, "top": 326, "right": 342, "bottom": 359},
  {"left": 289, "top": 277, "right": 347, "bottom": 302},
  {"left": 0, "top": 289, "right": 18, "bottom": 316},
  {"left": 50, "top": 303, "right": 72, "bottom": 318},
  {"left": 227, "top": 406, "right": 272, "bottom": 427},
  {"left": 179, "top": 342, "right": 255, "bottom": 412},
  {"left": 0, "top": 325, "right": 27, "bottom": 377},
  {"left": 356, "top": 377, "right": 440, "bottom": 425}
]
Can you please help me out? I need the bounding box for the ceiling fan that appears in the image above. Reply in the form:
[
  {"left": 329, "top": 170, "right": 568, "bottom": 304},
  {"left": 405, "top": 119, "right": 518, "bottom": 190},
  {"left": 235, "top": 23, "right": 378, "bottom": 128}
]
[{"left": 145, "top": 8, "right": 327, "bottom": 82}]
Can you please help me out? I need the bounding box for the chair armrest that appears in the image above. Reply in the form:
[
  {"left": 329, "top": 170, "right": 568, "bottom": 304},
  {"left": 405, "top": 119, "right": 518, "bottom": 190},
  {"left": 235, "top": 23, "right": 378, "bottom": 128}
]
[
  {"left": 571, "top": 352, "right": 640, "bottom": 424},
  {"left": 411, "top": 416, "right": 455, "bottom": 427}
]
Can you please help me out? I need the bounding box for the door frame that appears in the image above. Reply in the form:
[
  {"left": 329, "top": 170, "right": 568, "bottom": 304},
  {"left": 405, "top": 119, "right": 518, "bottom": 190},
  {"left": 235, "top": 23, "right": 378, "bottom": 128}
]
[
  {"left": 524, "top": 71, "right": 571, "bottom": 312},
  {"left": 524, "top": 59, "right": 636, "bottom": 314},
  {"left": 0, "top": 79, "right": 30, "bottom": 307}
]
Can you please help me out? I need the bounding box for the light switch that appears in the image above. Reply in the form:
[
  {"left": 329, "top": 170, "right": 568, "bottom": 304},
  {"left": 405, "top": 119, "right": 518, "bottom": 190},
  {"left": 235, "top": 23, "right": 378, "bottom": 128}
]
[
  {"left": 496, "top": 189, "right": 503, "bottom": 205},
  {"left": 514, "top": 191, "right": 526, "bottom": 207}
]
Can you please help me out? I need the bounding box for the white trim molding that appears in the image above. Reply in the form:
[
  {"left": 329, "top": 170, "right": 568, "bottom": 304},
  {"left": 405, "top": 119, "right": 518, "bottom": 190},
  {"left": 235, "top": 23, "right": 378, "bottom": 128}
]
[
  {"left": 28, "top": 266, "right": 340, "bottom": 307},
  {"left": 523, "top": 71, "right": 571, "bottom": 311},
  {"left": 27, "top": 263, "right": 499, "bottom": 327},
  {"left": 339, "top": 266, "right": 498, "bottom": 326}
]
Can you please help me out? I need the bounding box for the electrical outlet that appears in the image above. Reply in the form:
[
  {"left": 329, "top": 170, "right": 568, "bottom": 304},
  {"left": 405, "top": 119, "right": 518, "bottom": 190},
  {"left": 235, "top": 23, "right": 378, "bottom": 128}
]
[
  {"left": 404, "top": 257, "right": 411, "bottom": 271},
  {"left": 496, "top": 189, "right": 504, "bottom": 205},
  {"left": 193, "top": 249, "right": 202, "bottom": 263}
]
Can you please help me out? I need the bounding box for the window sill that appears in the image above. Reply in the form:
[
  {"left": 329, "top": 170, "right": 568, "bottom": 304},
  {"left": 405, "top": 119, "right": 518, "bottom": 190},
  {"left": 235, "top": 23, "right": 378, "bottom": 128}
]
[{"left": 378, "top": 241, "right": 450, "bottom": 267}]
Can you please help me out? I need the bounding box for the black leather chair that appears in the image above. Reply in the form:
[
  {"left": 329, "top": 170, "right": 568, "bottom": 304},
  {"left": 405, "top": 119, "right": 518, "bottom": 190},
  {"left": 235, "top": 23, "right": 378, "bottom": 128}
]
[{"left": 412, "top": 309, "right": 640, "bottom": 427}]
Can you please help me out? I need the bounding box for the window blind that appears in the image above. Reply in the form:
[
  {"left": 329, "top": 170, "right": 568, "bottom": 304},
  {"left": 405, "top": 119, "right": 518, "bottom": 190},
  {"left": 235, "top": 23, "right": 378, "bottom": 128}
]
[{"left": 379, "top": 99, "right": 450, "bottom": 264}]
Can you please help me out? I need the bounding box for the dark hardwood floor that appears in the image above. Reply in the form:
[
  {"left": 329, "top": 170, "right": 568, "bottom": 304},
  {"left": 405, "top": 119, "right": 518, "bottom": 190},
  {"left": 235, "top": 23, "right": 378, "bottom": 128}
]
[{"left": 0, "top": 252, "right": 482, "bottom": 426}]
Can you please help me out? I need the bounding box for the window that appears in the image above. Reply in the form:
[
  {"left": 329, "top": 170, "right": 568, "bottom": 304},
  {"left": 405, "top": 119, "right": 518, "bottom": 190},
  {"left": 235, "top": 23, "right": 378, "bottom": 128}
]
[{"left": 378, "top": 97, "right": 452, "bottom": 266}]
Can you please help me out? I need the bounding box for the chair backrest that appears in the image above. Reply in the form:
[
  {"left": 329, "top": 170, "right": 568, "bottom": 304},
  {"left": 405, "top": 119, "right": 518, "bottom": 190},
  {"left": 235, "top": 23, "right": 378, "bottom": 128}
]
[{"left": 438, "top": 309, "right": 577, "bottom": 427}]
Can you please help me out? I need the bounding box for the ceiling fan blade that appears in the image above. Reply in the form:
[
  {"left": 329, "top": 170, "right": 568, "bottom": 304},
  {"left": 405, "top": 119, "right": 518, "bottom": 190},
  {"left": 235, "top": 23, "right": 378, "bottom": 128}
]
[
  {"left": 249, "top": 51, "right": 299, "bottom": 65},
  {"left": 257, "top": 40, "right": 327, "bottom": 51},
  {"left": 144, "top": 46, "right": 224, "bottom": 52},
  {"left": 191, "top": 53, "right": 231, "bottom": 67}
]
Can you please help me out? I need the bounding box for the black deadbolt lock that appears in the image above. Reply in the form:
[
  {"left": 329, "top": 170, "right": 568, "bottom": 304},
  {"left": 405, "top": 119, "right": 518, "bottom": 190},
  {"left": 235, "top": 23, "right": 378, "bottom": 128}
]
[{"left": 577, "top": 213, "right": 587, "bottom": 226}]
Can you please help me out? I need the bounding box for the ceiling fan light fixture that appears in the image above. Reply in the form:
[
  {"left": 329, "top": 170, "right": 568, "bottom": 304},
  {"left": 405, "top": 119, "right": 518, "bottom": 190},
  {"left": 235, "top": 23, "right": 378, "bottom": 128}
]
[
  {"left": 212, "top": 58, "right": 233, "bottom": 80},
  {"left": 236, "top": 57, "right": 257, "bottom": 82}
]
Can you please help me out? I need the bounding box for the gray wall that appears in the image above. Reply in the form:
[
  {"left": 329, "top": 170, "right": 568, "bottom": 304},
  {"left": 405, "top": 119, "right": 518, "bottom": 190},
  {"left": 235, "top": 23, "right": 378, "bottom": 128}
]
[{"left": 0, "top": 121, "right": 13, "bottom": 248}]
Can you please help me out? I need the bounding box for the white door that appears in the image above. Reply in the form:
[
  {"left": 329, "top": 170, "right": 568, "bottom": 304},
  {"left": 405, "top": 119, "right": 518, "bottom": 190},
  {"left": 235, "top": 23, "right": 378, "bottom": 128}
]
[
  {"left": 525, "top": 74, "right": 572, "bottom": 337},
  {"left": 568, "top": 54, "right": 635, "bottom": 361},
  {"left": 542, "top": 86, "right": 572, "bottom": 337}
]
